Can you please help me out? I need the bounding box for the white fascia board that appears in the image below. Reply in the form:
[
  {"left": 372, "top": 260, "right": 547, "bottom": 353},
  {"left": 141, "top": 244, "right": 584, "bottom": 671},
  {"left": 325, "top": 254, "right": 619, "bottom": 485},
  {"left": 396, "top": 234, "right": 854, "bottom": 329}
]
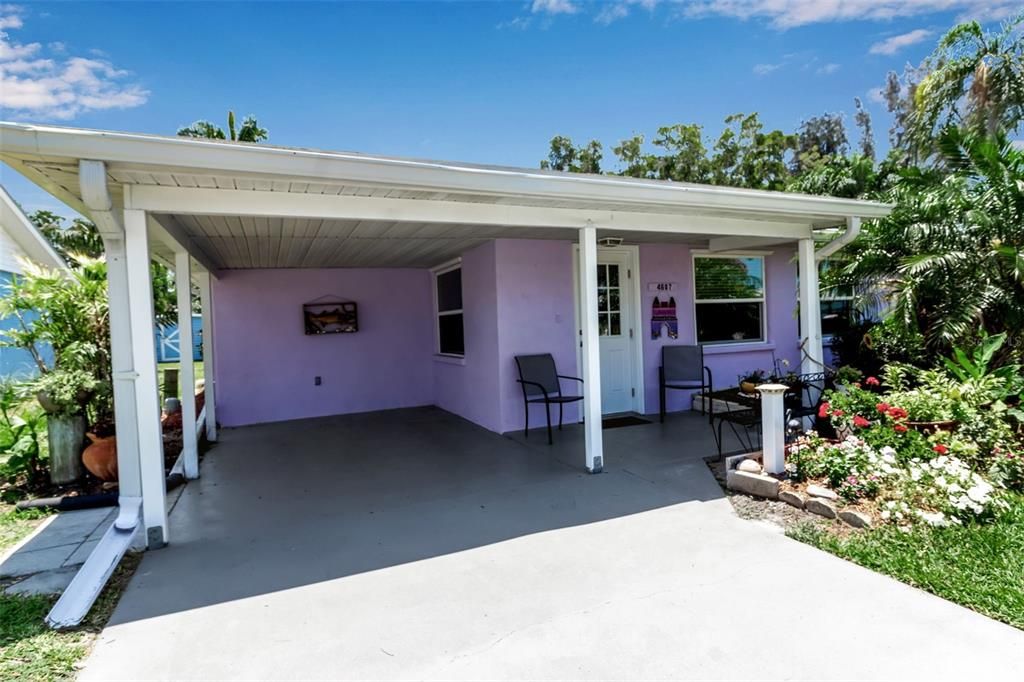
[
  {"left": 125, "top": 185, "right": 814, "bottom": 240},
  {"left": 0, "top": 122, "right": 894, "bottom": 222},
  {"left": 0, "top": 184, "right": 69, "bottom": 271}
]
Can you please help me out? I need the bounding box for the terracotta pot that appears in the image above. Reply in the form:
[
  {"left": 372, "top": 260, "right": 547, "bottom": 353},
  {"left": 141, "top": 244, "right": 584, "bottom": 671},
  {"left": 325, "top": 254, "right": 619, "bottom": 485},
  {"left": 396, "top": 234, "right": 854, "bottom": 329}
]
[
  {"left": 907, "top": 420, "right": 958, "bottom": 436},
  {"left": 740, "top": 381, "right": 759, "bottom": 395}
]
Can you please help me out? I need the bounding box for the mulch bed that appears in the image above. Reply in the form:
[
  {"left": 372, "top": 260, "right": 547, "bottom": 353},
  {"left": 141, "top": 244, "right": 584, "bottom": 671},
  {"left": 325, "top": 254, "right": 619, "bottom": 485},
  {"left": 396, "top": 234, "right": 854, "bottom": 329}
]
[
  {"left": 706, "top": 456, "right": 843, "bottom": 535},
  {"left": 2, "top": 392, "right": 206, "bottom": 503}
]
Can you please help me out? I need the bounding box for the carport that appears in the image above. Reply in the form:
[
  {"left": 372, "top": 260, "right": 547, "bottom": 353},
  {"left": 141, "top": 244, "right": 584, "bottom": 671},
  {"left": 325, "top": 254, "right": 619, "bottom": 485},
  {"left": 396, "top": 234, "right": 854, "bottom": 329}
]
[{"left": 0, "top": 122, "right": 892, "bottom": 627}]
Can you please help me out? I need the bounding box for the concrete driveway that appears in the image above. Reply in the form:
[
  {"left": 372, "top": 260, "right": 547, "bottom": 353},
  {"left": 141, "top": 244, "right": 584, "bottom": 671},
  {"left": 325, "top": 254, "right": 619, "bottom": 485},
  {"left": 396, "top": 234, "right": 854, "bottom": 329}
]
[{"left": 81, "top": 407, "right": 1024, "bottom": 680}]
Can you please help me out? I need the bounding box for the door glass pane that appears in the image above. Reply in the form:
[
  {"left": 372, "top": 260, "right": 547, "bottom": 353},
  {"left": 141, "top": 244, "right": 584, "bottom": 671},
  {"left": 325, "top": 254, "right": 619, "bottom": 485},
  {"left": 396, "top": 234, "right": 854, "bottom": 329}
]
[
  {"left": 597, "top": 264, "right": 607, "bottom": 287},
  {"left": 608, "top": 264, "right": 619, "bottom": 287},
  {"left": 609, "top": 289, "right": 620, "bottom": 312},
  {"left": 609, "top": 313, "right": 621, "bottom": 336},
  {"left": 598, "top": 291, "right": 608, "bottom": 311},
  {"left": 599, "top": 314, "right": 609, "bottom": 336}
]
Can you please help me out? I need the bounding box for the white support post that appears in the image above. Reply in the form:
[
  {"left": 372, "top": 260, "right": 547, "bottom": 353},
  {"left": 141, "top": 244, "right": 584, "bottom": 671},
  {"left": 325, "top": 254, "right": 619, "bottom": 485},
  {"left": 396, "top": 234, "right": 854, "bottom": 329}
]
[
  {"left": 798, "top": 238, "right": 824, "bottom": 376},
  {"left": 102, "top": 236, "right": 143, "bottom": 515},
  {"left": 175, "top": 251, "right": 199, "bottom": 479},
  {"left": 758, "top": 383, "right": 788, "bottom": 474},
  {"left": 197, "top": 270, "right": 218, "bottom": 442},
  {"left": 578, "top": 224, "right": 604, "bottom": 473},
  {"left": 124, "top": 209, "right": 169, "bottom": 548}
]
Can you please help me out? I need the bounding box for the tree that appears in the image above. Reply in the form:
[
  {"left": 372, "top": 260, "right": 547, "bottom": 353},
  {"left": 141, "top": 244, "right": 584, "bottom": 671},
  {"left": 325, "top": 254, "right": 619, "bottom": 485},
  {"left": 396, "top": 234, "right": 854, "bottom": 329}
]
[
  {"left": 794, "top": 112, "right": 848, "bottom": 172},
  {"left": 28, "top": 211, "right": 177, "bottom": 326},
  {"left": 854, "top": 97, "right": 875, "bottom": 161},
  {"left": 909, "top": 16, "right": 1024, "bottom": 154},
  {"left": 539, "top": 135, "right": 603, "bottom": 173},
  {"left": 710, "top": 113, "right": 796, "bottom": 190},
  {"left": 827, "top": 127, "right": 1024, "bottom": 361},
  {"left": 177, "top": 110, "right": 268, "bottom": 142}
]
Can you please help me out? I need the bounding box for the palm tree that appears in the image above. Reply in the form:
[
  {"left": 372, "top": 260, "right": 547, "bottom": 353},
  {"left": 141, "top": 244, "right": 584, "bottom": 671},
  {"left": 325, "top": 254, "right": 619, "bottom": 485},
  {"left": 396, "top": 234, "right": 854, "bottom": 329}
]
[
  {"left": 909, "top": 15, "right": 1024, "bottom": 154},
  {"left": 177, "top": 110, "right": 268, "bottom": 142}
]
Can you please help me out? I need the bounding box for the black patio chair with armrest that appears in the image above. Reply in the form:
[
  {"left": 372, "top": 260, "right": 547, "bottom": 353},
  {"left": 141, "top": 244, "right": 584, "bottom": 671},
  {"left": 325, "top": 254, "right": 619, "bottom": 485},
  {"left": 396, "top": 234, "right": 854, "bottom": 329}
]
[
  {"left": 711, "top": 406, "right": 762, "bottom": 460},
  {"left": 659, "top": 344, "right": 713, "bottom": 422},
  {"left": 514, "top": 354, "right": 584, "bottom": 445},
  {"left": 783, "top": 370, "right": 837, "bottom": 427}
]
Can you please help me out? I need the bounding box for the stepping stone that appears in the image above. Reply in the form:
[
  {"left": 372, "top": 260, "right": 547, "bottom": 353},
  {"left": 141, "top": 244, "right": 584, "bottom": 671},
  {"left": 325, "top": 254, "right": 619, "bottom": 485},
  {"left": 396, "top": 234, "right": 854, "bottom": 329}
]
[
  {"left": 806, "top": 484, "right": 838, "bottom": 500},
  {"left": 3, "top": 566, "right": 79, "bottom": 596},
  {"left": 806, "top": 498, "right": 837, "bottom": 519},
  {"left": 779, "top": 490, "right": 805, "bottom": 509},
  {"left": 839, "top": 510, "right": 872, "bottom": 528}
]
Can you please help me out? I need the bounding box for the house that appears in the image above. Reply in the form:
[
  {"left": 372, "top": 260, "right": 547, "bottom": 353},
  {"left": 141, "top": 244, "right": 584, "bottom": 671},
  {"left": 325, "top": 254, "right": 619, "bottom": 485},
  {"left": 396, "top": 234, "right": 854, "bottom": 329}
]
[
  {"left": 0, "top": 184, "right": 68, "bottom": 378},
  {"left": 0, "top": 122, "right": 891, "bottom": 626}
]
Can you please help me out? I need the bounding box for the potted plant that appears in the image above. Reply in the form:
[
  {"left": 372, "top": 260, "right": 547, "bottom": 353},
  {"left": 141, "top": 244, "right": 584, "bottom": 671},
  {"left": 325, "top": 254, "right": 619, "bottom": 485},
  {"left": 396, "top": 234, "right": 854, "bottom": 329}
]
[
  {"left": 738, "top": 369, "right": 767, "bottom": 395},
  {"left": 32, "top": 368, "right": 98, "bottom": 483}
]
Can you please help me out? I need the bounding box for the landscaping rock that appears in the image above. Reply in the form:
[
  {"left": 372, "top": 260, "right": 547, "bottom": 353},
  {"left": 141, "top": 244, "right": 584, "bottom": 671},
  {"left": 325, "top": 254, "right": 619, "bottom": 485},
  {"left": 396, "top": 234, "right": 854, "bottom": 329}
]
[
  {"left": 806, "top": 484, "right": 839, "bottom": 500},
  {"left": 726, "top": 469, "right": 779, "bottom": 499},
  {"left": 778, "top": 490, "right": 805, "bottom": 509},
  {"left": 839, "top": 510, "right": 872, "bottom": 528},
  {"left": 805, "top": 498, "right": 837, "bottom": 519},
  {"left": 737, "top": 459, "right": 762, "bottom": 474}
]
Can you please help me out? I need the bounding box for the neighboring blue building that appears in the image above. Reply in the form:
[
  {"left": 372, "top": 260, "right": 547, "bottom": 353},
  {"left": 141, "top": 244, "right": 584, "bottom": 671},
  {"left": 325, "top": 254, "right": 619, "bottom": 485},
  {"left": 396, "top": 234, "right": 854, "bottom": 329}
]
[
  {"left": 155, "top": 315, "right": 203, "bottom": 363},
  {"left": 0, "top": 185, "right": 69, "bottom": 380}
]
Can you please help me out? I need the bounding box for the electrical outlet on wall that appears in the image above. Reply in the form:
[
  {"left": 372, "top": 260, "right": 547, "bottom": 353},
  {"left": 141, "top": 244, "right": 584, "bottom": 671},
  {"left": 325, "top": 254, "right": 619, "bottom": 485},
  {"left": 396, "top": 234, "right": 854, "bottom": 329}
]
[{"left": 314, "top": 376, "right": 322, "bottom": 386}]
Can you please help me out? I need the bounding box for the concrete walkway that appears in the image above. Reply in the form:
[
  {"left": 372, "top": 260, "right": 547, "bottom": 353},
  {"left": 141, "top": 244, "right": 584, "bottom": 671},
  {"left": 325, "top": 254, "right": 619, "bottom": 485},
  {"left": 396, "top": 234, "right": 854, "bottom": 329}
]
[
  {"left": 1, "top": 506, "right": 115, "bottom": 596},
  {"left": 81, "top": 408, "right": 1024, "bottom": 680}
]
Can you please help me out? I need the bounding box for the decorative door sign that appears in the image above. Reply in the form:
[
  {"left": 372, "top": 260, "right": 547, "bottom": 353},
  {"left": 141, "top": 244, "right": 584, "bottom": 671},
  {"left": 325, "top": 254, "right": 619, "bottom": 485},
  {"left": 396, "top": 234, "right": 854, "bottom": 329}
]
[
  {"left": 651, "top": 296, "right": 678, "bottom": 340},
  {"left": 647, "top": 281, "right": 678, "bottom": 292}
]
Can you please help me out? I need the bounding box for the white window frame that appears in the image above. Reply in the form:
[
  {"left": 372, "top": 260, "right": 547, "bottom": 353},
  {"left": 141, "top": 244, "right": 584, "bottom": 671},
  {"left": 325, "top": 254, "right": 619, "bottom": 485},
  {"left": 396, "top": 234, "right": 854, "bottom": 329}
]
[
  {"left": 431, "top": 257, "right": 464, "bottom": 358},
  {"left": 692, "top": 253, "right": 767, "bottom": 345}
]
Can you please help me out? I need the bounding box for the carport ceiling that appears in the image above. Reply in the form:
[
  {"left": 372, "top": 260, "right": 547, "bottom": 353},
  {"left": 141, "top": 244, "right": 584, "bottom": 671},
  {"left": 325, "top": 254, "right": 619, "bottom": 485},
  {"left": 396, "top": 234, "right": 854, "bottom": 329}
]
[{"left": 156, "top": 214, "right": 709, "bottom": 269}]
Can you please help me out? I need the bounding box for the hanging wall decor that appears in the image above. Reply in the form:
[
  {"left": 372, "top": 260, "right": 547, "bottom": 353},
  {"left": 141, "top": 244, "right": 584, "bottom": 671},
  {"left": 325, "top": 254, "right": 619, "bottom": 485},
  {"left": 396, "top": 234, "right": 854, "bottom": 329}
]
[
  {"left": 651, "top": 296, "right": 678, "bottom": 340},
  {"left": 303, "top": 298, "right": 358, "bottom": 335}
]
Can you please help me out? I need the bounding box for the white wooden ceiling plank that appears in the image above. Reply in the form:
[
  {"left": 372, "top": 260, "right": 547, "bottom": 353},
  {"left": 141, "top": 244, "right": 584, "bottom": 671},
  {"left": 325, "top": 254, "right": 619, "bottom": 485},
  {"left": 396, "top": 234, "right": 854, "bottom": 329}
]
[
  {"left": 252, "top": 178, "right": 274, "bottom": 191},
  {"left": 271, "top": 180, "right": 290, "bottom": 192},
  {"left": 172, "top": 174, "right": 198, "bottom": 188},
  {"left": 194, "top": 175, "right": 218, "bottom": 189},
  {"left": 235, "top": 177, "right": 255, "bottom": 191},
  {"left": 289, "top": 181, "right": 309, "bottom": 193}
]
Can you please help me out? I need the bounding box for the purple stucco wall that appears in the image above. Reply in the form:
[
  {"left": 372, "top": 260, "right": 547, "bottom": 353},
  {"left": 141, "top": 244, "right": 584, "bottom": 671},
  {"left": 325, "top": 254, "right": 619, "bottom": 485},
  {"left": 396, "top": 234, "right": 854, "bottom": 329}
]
[
  {"left": 213, "top": 268, "right": 434, "bottom": 427},
  {"left": 210, "top": 239, "right": 803, "bottom": 431},
  {"left": 638, "top": 244, "right": 800, "bottom": 414},
  {"left": 432, "top": 241, "right": 503, "bottom": 432},
  {"left": 494, "top": 239, "right": 579, "bottom": 433}
]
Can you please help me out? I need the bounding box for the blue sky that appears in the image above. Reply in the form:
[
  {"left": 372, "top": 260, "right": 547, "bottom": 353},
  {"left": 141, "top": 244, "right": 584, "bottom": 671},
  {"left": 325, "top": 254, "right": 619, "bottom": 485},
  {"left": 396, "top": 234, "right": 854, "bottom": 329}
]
[{"left": 0, "top": 1, "right": 1017, "bottom": 217}]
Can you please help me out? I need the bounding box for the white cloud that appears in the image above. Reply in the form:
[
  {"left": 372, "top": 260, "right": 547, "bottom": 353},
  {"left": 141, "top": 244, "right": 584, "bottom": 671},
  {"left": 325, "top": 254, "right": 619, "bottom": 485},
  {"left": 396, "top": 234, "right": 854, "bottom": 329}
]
[
  {"left": 595, "top": 4, "right": 630, "bottom": 25},
  {"left": 531, "top": 0, "right": 579, "bottom": 15},
  {"left": 753, "top": 62, "right": 781, "bottom": 75},
  {"left": 817, "top": 62, "right": 841, "bottom": 75},
  {"left": 867, "top": 87, "right": 887, "bottom": 105},
  {"left": 0, "top": 13, "right": 21, "bottom": 29},
  {"left": 869, "top": 29, "right": 934, "bottom": 55},
  {"left": 681, "top": 1, "right": 1021, "bottom": 30},
  {"left": 0, "top": 10, "right": 148, "bottom": 120}
]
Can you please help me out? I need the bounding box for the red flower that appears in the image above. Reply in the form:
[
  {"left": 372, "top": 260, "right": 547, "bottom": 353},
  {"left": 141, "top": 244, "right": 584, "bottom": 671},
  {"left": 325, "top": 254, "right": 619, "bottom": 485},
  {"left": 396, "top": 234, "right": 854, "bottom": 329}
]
[
  {"left": 933, "top": 444, "right": 949, "bottom": 454},
  {"left": 876, "top": 402, "right": 890, "bottom": 414},
  {"left": 865, "top": 376, "right": 880, "bottom": 386},
  {"left": 894, "top": 424, "right": 908, "bottom": 433},
  {"left": 832, "top": 409, "right": 845, "bottom": 417},
  {"left": 853, "top": 415, "right": 870, "bottom": 428},
  {"left": 887, "top": 406, "right": 908, "bottom": 420},
  {"left": 818, "top": 402, "right": 831, "bottom": 419}
]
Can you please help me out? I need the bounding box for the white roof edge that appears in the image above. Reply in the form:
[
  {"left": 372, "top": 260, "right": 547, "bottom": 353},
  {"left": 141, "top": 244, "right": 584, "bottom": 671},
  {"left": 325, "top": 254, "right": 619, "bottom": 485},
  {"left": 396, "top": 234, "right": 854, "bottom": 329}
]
[
  {"left": 0, "top": 121, "right": 894, "bottom": 221},
  {"left": 0, "top": 184, "right": 69, "bottom": 272}
]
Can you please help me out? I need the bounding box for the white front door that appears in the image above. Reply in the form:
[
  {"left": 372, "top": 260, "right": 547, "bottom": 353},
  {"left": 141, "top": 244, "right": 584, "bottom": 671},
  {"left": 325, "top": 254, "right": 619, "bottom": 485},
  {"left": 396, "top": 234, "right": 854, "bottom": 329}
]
[{"left": 595, "top": 251, "right": 635, "bottom": 414}]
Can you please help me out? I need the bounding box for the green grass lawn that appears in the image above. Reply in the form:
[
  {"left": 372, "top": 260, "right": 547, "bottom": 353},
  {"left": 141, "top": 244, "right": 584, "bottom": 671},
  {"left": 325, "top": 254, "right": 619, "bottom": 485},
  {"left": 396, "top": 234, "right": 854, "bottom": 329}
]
[
  {"left": 0, "top": 553, "right": 141, "bottom": 681},
  {"left": 0, "top": 506, "right": 49, "bottom": 555},
  {"left": 157, "top": 361, "right": 205, "bottom": 403},
  {"left": 789, "top": 493, "right": 1024, "bottom": 630}
]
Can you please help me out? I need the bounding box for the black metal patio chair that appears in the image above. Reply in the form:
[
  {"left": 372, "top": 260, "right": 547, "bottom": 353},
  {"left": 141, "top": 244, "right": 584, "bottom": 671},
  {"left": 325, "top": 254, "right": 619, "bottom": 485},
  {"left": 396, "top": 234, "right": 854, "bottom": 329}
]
[
  {"left": 514, "top": 354, "right": 584, "bottom": 445},
  {"left": 659, "top": 344, "right": 712, "bottom": 422},
  {"left": 711, "top": 406, "right": 762, "bottom": 459}
]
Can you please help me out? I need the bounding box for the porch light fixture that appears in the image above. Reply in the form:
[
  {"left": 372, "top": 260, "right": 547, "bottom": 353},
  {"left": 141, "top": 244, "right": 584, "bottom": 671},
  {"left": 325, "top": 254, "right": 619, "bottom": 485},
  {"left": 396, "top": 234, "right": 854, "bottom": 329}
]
[{"left": 598, "top": 237, "right": 624, "bottom": 247}]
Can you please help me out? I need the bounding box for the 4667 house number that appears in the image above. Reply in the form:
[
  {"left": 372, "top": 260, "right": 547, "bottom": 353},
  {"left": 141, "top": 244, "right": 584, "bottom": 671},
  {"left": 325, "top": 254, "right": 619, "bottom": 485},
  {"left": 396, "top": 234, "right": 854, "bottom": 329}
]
[{"left": 647, "top": 282, "right": 678, "bottom": 293}]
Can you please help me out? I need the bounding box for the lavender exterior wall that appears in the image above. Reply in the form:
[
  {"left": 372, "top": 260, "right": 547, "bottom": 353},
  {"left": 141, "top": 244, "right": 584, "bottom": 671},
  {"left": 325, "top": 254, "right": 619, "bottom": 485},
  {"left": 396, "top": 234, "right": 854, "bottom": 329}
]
[
  {"left": 494, "top": 239, "right": 579, "bottom": 434},
  {"left": 212, "top": 268, "right": 434, "bottom": 427},
  {"left": 432, "top": 241, "right": 503, "bottom": 432},
  {"left": 639, "top": 244, "right": 801, "bottom": 415}
]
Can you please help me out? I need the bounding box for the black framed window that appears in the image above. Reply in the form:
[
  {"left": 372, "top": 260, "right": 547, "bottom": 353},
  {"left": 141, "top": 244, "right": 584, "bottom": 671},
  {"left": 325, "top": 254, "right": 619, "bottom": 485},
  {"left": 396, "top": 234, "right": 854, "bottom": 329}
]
[
  {"left": 434, "top": 264, "right": 464, "bottom": 356},
  {"left": 694, "top": 255, "right": 765, "bottom": 344}
]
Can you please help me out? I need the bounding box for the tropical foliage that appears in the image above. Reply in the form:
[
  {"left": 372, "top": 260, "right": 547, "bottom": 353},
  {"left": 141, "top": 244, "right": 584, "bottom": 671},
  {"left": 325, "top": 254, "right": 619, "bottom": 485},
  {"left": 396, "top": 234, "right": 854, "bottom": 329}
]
[{"left": 177, "top": 110, "right": 269, "bottom": 142}]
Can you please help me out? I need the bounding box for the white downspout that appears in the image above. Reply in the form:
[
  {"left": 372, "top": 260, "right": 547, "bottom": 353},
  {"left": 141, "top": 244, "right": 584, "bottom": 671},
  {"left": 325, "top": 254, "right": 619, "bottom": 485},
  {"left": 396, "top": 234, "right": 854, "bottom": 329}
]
[{"left": 814, "top": 216, "right": 861, "bottom": 261}]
